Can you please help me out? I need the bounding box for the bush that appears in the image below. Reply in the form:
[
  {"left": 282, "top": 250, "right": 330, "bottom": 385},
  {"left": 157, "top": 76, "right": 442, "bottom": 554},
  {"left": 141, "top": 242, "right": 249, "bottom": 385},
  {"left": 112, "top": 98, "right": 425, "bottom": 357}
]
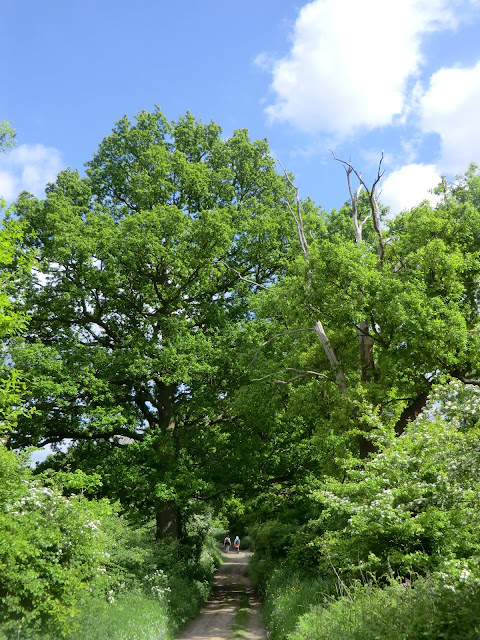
[
  {"left": 0, "top": 446, "right": 217, "bottom": 639},
  {"left": 290, "top": 415, "right": 480, "bottom": 581},
  {"left": 248, "top": 520, "right": 298, "bottom": 561},
  {"left": 249, "top": 399, "right": 480, "bottom": 640},
  {"left": 248, "top": 556, "right": 334, "bottom": 640},
  {"left": 0, "top": 445, "right": 113, "bottom": 638}
]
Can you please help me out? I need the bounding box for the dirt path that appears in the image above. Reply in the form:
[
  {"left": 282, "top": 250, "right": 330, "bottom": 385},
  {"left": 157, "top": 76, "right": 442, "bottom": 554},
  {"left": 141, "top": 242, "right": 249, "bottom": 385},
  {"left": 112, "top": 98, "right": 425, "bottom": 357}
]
[{"left": 176, "top": 549, "right": 266, "bottom": 640}]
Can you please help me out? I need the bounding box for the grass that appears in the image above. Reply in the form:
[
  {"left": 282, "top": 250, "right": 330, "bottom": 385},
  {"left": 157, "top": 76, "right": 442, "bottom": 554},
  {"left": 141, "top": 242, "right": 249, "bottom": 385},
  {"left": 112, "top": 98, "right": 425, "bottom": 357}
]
[
  {"left": 66, "top": 574, "right": 211, "bottom": 640},
  {"left": 67, "top": 591, "right": 171, "bottom": 640},
  {"left": 229, "top": 589, "right": 250, "bottom": 640},
  {"left": 252, "top": 564, "right": 332, "bottom": 640},
  {"left": 286, "top": 577, "right": 480, "bottom": 640}
]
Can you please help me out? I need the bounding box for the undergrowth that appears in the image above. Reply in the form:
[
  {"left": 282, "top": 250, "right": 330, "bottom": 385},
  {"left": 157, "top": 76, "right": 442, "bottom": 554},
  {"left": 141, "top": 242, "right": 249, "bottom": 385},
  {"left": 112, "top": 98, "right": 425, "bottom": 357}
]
[
  {"left": 67, "top": 591, "right": 170, "bottom": 640},
  {"left": 251, "top": 560, "right": 480, "bottom": 640},
  {"left": 290, "top": 576, "right": 480, "bottom": 640}
]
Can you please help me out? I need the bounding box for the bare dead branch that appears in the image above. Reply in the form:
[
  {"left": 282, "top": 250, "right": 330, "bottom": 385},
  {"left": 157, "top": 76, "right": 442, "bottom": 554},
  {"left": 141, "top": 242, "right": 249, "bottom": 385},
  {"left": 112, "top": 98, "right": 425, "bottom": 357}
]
[
  {"left": 209, "top": 412, "right": 237, "bottom": 424},
  {"left": 314, "top": 320, "right": 348, "bottom": 392},
  {"left": 330, "top": 150, "right": 385, "bottom": 260},
  {"left": 458, "top": 377, "right": 480, "bottom": 386},
  {"left": 361, "top": 214, "right": 370, "bottom": 228},
  {"left": 216, "top": 261, "right": 271, "bottom": 291},
  {"left": 271, "top": 159, "right": 349, "bottom": 393},
  {"left": 251, "top": 367, "right": 328, "bottom": 384},
  {"left": 277, "top": 159, "right": 309, "bottom": 259},
  {"left": 247, "top": 328, "right": 316, "bottom": 369},
  {"left": 345, "top": 166, "right": 363, "bottom": 243}
]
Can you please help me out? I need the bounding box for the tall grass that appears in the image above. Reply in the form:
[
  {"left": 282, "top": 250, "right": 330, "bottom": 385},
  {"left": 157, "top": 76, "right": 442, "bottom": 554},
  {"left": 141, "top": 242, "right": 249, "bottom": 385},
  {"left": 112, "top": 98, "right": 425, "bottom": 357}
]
[
  {"left": 65, "top": 564, "right": 211, "bottom": 640},
  {"left": 287, "top": 579, "right": 480, "bottom": 640},
  {"left": 249, "top": 559, "right": 333, "bottom": 640},
  {"left": 68, "top": 591, "right": 171, "bottom": 640},
  {"left": 286, "top": 577, "right": 480, "bottom": 640},
  {"left": 251, "top": 554, "right": 480, "bottom": 640}
]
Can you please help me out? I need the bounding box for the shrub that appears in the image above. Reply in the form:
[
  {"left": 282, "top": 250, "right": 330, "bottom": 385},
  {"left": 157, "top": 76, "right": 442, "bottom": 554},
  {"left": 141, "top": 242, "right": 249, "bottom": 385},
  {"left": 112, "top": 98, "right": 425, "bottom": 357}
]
[
  {"left": 0, "top": 447, "right": 220, "bottom": 638},
  {"left": 0, "top": 445, "right": 113, "bottom": 638},
  {"left": 248, "top": 520, "right": 298, "bottom": 561},
  {"left": 296, "top": 416, "right": 480, "bottom": 581}
]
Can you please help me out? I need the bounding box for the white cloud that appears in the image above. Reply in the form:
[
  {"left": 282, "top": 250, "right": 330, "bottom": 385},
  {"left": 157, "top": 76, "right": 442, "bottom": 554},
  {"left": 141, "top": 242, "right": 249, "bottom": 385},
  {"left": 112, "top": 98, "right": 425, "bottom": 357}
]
[
  {"left": 0, "top": 171, "right": 17, "bottom": 201},
  {"left": 0, "top": 144, "right": 63, "bottom": 201},
  {"left": 419, "top": 60, "right": 480, "bottom": 174},
  {"left": 261, "top": 0, "right": 459, "bottom": 137},
  {"left": 381, "top": 163, "right": 441, "bottom": 213}
]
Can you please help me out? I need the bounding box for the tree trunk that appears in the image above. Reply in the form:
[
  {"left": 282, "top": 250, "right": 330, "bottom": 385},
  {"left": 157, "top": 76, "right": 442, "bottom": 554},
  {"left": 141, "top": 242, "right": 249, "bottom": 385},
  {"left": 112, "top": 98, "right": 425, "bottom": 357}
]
[
  {"left": 394, "top": 390, "right": 429, "bottom": 436},
  {"left": 155, "top": 382, "right": 180, "bottom": 539},
  {"left": 156, "top": 499, "right": 180, "bottom": 540},
  {"left": 356, "top": 321, "right": 375, "bottom": 382}
]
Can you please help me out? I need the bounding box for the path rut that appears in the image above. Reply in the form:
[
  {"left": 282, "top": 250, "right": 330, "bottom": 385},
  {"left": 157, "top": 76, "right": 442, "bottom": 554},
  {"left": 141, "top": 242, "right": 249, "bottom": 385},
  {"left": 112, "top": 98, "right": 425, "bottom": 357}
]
[{"left": 176, "top": 549, "right": 266, "bottom": 640}]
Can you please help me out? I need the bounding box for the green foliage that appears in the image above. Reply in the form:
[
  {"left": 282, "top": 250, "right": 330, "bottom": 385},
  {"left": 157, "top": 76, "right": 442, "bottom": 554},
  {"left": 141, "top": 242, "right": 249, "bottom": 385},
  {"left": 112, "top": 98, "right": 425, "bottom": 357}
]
[
  {"left": 248, "top": 520, "right": 299, "bottom": 562},
  {"left": 68, "top": 592, "right": 171, "bottom": 640},
  {"left": 248, "top": 562, "right": 332, "bottom": 640},
  {"left": 9, "top": 108, "right": 296, "bottom": 537},
  {"left": 306, "top": 405, "right": 480, "bottom": 580},
  {"left": 242, "top": 165, "right": 480, "bottom": 477},
  {"left": 0, "top": 444, "right": 113, "bottom": 638},
  {"left": 0, "top": 447, "right": 217, "bottom": 638},
  {"left": 290, "top": 576, "right": 480, "bottom": 640},
  {"left": 5, "top": 111, "right": 480, "bottom": 640},
  {"left": 0, "top": 122, "right": 16, "bottom": 154},
  {"left": 0, "top": 210, "right": 31, "bottom": 432},
  {"left": 67, "top": 516, "right": 217, "bottom": 640},
  {"left": 251, "top": 381, "right": 480, "bottom": 639}
]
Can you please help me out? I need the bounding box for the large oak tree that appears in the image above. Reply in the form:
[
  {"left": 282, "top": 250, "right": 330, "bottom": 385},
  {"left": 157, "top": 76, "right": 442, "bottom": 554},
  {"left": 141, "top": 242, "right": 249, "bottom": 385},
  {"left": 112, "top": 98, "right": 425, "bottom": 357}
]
[{"left": 8, "top": 109, "right": 296, "bottom": 537}]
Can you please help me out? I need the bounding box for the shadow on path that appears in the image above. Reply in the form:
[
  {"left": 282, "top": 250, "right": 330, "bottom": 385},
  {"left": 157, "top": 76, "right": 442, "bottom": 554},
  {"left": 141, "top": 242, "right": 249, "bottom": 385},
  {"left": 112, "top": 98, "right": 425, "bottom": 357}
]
[{"left": 176, "top": 549, "right": 266, "bottom": 640}]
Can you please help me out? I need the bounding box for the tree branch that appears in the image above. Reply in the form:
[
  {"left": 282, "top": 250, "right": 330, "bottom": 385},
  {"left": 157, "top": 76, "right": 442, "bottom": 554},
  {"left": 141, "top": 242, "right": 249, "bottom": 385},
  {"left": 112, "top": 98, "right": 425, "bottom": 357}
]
[
  {"left": 216, "top": 261, "right": 271, "bottom": 291},
  {"left": 247, "top": 328, "right": 316, "bottom": 369},
  {"left": 277, "top": 159, "right": 309, "bottom": 260},
  {"left": 251, "top": 367, "right": 328, "bottom": 384},
  {"left": 331, "top": 151, "right": 385, "bottom": 260},
  {"left": 313, "top": 320, "right": 348, "bottom": 392},
  {"left": 394, "top": 389, "right": 430, "bottom": 436},
  {"left": 276, "top": 159, "right": 348, "bottom": 393}
]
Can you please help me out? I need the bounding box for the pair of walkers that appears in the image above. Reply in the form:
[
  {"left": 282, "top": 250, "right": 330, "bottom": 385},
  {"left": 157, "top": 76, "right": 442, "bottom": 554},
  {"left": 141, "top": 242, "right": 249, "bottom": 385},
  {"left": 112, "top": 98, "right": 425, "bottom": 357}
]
[{"left": 224, "top": 535, "right": 240, "bottom": 553}]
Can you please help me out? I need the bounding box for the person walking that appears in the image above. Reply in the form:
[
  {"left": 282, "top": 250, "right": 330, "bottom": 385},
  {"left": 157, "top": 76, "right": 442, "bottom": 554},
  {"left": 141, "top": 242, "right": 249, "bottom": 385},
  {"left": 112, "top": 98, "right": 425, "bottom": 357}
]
[
  {"left": 234, "top": 535, "right": 240, "bottom": 553},
  {"left": 224, "top": 535, "right": 231, "bottom": 553}
]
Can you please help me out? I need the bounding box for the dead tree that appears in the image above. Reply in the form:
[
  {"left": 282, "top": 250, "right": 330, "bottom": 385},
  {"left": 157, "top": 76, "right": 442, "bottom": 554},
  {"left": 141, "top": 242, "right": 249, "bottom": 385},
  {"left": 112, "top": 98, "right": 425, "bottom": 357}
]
[{"left": 278, "top": 160, "right": 348, "bottom": 394}]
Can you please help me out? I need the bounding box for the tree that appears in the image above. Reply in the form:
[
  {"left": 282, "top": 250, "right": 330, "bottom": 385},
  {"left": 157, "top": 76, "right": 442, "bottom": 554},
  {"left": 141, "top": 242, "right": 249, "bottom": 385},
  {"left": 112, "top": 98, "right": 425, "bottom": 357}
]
[
  {"left": 241, "top": 161, "right": 480, "bottom": 473},
  {"left": 0, "top": 123, "right": 30, "bottom": 434},
  {"left": 0, "top": 121, "right": 15, "bottom": 154},
  {"left": 8, "top": 109, "right": 296, "bottom": 537}
]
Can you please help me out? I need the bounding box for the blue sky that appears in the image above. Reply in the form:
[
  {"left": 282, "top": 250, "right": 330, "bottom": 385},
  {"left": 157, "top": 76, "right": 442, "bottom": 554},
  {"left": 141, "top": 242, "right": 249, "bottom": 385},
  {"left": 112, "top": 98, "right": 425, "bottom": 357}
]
[{"left": 2, "top": 0, "right": 480, "bottom": 214}]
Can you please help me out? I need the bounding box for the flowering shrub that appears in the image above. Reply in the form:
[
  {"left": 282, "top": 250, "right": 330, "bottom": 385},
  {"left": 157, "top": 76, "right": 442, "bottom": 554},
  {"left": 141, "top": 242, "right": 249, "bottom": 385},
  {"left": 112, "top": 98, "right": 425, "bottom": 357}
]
[
  {"left": 0, "top": 444, "right": 113, "bottom": 637},
  {"left": 251, "top": 383, "right": 480, "bottom": 639},
  {"left": 305, "top": 384, "right": 480, "bottom": 581},
  {"left": 143, "top": 568, "right": 171, "bottom": 601}
]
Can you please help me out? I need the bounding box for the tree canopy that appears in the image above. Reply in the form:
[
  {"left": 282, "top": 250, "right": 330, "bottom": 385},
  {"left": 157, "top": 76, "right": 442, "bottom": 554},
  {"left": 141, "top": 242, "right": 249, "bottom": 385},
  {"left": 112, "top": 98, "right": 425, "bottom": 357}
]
[
  {"left": 3, "top": 110, "right": 480, "bottom": 638},
  {"left": 7, "top": 109, "right": 298, "bottom": 536},
  {"left": 6, "top": 111, "right": 480, "bottom": 540}
]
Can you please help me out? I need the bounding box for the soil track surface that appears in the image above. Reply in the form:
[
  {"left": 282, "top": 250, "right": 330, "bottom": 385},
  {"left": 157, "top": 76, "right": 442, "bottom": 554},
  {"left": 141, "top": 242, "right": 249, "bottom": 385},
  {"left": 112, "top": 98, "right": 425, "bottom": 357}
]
[{"left": 176, "top": 549, "right": 266, "bottom": 640}]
